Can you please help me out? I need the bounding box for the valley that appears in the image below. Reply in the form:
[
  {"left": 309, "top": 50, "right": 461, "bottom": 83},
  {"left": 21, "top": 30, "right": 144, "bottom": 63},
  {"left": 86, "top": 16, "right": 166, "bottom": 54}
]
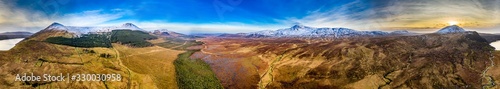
[
  {"left": 2, "top": 0, "right": 500, "bottom": 88},
  {"left": 197, "top": 32, "right": 495, "bottom": 88},
  {"left": 0, "top": 23, "right": 499, "bottom": 89}
]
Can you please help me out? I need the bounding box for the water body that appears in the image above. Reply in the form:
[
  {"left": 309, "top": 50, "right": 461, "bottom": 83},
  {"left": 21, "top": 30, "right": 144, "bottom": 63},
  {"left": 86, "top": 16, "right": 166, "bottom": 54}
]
[
  {"left": 491, "top": 41, "right": 500, "bottom": 50},
  {"left": 0, "top": 38, "right": 24, "bottom": 51}
]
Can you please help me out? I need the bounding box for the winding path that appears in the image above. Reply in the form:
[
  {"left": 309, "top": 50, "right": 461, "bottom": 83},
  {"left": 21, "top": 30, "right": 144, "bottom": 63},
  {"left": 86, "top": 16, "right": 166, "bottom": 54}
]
[
  {"left": 112, "top": 48, "right": 132, "bottom": 89},
  {"left": 482, "top": 51, "right": 496, "bottom": 88},
  {"left": 258, "top": 54, "right": 284, "bottom": 89}
]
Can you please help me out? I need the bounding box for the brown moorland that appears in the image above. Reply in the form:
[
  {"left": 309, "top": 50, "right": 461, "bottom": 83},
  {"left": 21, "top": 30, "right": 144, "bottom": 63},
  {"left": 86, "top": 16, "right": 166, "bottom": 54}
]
[{"left": 195, "top": 32, "right": 495, "bottom": 88}]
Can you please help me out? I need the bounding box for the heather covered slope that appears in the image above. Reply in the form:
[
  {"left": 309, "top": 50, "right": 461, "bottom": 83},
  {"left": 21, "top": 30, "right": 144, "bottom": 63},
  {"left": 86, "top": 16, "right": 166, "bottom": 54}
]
[
  {"left": 0, "top": 22, "right": 221, "bottom": 88},
  {"left": 0, "top": 24, "right": 178, "bottom": 88},
  {"left": 0, "top": 38, "right": 130, "bottom": 88},
  {"left": 196, "top": 31, "right": 495, "bottom": 88}
]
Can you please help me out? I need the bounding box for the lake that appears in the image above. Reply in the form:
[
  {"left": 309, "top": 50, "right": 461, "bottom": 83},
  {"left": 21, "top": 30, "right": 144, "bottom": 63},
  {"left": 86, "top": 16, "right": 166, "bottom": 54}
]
[
  {"left": 491, "top": 41, "right": 500, "bottom": 50},
  {"left": 0, "top": 38, "right": 24, "bottom": 51}
]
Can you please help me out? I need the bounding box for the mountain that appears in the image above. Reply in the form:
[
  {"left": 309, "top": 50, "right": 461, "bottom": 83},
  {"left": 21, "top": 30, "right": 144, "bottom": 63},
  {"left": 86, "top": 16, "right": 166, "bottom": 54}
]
[
  {"left": 43, "top": 22, "right": 68, "bottom": 31},
  {"left": 479, "top": 33, "right": 500, "bottom": 43},
  {"left": 435, "top": 25, "right": 466, "bottom": 34},
  {"left": 121, "top": 23, "right": 142, "bottom": 30},
  {"left": 0, "top": 32, "right": 33, "bottom": 35},
  {"left": 195, "top": 31, "right": 495, "bottom": 89},
  {"left": 153, "top": 29, "right": 186, "bottom": 37},
  {"left": 390, "top": 30, "right": 412, "bottom": 34},
  {"left": 40, "top": 22, "right": 145, "bottom": 37},
  {"left": 217, "top": 33, "right": 247, "bottom": 37},
  {"left": 248, "top": 25, "right": 410, "bottom": 38},
  {"left": 0, "top": 31, "right": 33, "bottom": 40}
]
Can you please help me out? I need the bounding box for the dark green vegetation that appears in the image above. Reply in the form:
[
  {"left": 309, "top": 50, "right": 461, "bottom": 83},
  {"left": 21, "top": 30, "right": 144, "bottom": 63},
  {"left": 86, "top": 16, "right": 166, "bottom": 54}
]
[
  {"left": 111, "top": 30, "right": 157, "bottom": 47},
  {"left": 45, "top": 34, "right": 112, "bottom": 48},
  {"left": 99, "top": 53, "right": 113, "bottom": 58},
  {"left": 45, "top": 30, "right": 158, "bottom": 48},
  {"left": 156, "top": 37, "right": 203, "bottom": 50},
  {"left": 162, "top": 37, "right": 223, "bottom": 89},
  {"left": 174, "top": 50, "right": 223, "bottom": 89}
]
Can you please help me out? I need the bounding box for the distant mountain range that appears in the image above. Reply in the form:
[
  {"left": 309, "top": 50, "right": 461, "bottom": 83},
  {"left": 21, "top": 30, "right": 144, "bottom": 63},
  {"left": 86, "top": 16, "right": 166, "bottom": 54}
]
[
  {"left": 35, "top": 22, "right": 500, "bottom": 42},
  {"left": 239, "top": 24, "right": 479, "bottom": 38},
  {"left": 0, "top": 31, "right": 33, "bottom": 40},
  {"left": 247, "top": 24, "right": 402, "bottom": 38},
  {"left": 43, "top": 22, "right": 144, "bottom": 36},
  {"left": 153, "top": 29, "right": 186, "bottom": 37}
]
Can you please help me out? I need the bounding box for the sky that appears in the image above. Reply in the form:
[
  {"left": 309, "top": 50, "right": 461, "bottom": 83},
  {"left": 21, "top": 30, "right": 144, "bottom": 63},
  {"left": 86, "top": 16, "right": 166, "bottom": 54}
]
[{"left": 0, "top": 0, "right": 500, "bottom": 34}]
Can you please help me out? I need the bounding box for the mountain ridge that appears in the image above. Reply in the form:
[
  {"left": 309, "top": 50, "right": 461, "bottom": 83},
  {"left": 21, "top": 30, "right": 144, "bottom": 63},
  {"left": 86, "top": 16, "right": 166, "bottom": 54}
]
[
  {"left": 0, "top": 31, "right": 33, "bottom": 40},
  {"left": 247, "top": 25, "right": 412, "bottom": 38},
  {"left": 436, "top": 25, "right": 466, "bottom": 34},
  {"left": 42, "top": 22, "right": 145, "bottom": 36}
]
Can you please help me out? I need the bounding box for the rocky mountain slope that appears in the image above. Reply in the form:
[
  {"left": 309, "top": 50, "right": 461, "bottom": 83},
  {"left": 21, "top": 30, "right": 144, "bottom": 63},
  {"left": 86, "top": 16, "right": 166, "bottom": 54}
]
[
  {"left": 153, "top": 29, "right": 186, "bottom": 37},
  {"left": 42, "top": 22, "right": 145, "bottom": 37},
  {"left": 436, "top": 25, "right": 466, "bottom": 34},
  {"left": 195, "top": 26, "right": 496, "bottom": 88}
]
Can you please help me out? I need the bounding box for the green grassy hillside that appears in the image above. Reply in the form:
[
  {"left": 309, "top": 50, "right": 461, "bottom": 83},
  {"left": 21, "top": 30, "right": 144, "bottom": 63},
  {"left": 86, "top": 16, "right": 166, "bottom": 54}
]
[{"left": 174, "top": 50, "right": 223, "bottom": 89}]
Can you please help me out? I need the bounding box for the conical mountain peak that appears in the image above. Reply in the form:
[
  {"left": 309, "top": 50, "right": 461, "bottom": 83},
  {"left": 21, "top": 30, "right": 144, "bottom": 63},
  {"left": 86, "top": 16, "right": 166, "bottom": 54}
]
[{"left": 436, "top": 25, "right": 466, "bottom": 34}]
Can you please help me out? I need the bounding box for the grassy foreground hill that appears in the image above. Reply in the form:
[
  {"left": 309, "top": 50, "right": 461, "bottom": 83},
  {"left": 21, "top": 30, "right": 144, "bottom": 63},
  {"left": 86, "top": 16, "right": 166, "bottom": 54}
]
[
  {"left": 0, "top": 29, "right": 181, "bottom": 88},
  {"left": 0, "top": 38, "right": 130, "bottom": 88},
  {"left": 0, "top": 27, "right": 225, "bottom": 89}
]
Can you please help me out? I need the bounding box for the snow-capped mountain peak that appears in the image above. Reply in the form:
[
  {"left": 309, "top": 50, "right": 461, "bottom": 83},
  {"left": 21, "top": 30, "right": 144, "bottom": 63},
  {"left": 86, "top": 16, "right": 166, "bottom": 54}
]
[
  {"left": 121, "top": 23, "right": 142, "bottom": 30},
  {"left": 390, "top": 30, "right": 411, "bottom": 34},
  {"left": 290, "top": 24, "right": 309, "bottom": 29},
  {"left": 436, "top": 25, "right": 466, "bottom": 34},
  {"left": 249, "top": 25, "right": 396, "bottom": 38},
  {"left": 44, "top": 22, "right": 68, "bottom": 31},
  {"left": 40, "top": 22, "right": 146, "bottom": 36}
]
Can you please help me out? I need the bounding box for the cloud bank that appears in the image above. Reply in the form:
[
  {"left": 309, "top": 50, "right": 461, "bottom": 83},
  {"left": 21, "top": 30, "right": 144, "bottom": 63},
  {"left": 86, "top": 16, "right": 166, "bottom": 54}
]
[
  {"left": 286, "top": 0, "right": 500, "bottom": 33},
  {"left": 0, "top": 0, "right": 500, "bottom": 34}
]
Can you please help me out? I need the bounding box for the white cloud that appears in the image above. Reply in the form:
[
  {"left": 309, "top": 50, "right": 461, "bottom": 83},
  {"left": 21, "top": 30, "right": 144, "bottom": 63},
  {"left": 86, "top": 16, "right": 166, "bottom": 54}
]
[
  {"left": 0, "top": 0, "right": 128, "bottom": 33},
  {"left": 276, "top": 0, "right": 386, "bottom": 31},
  {"left": 281, "top": 0, "right": 500, "bottom": 33},
  {"left": 100, "top": 21, "right": 283, "bottom": 34},
  {"left": 0, "top": 0, "right": 52, "bottom": 32},
  {"left": 0, "top": 0, "right": 274, "bottom": 34},
  {"left": 55, "top": 10, "right": 127, "bottom": 26},
  {"left": 2, "top": 0, "right": 500, "bottom": 34}
]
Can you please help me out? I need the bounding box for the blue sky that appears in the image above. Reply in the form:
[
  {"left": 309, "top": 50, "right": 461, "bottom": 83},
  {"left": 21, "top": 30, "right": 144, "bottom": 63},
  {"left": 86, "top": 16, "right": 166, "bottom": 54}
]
[
  {"left": 15, "top": 0, "right": 351, "bottom": 24},
  {"left": 1, "top": 0, "right": 500, "bottom": 34}
]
